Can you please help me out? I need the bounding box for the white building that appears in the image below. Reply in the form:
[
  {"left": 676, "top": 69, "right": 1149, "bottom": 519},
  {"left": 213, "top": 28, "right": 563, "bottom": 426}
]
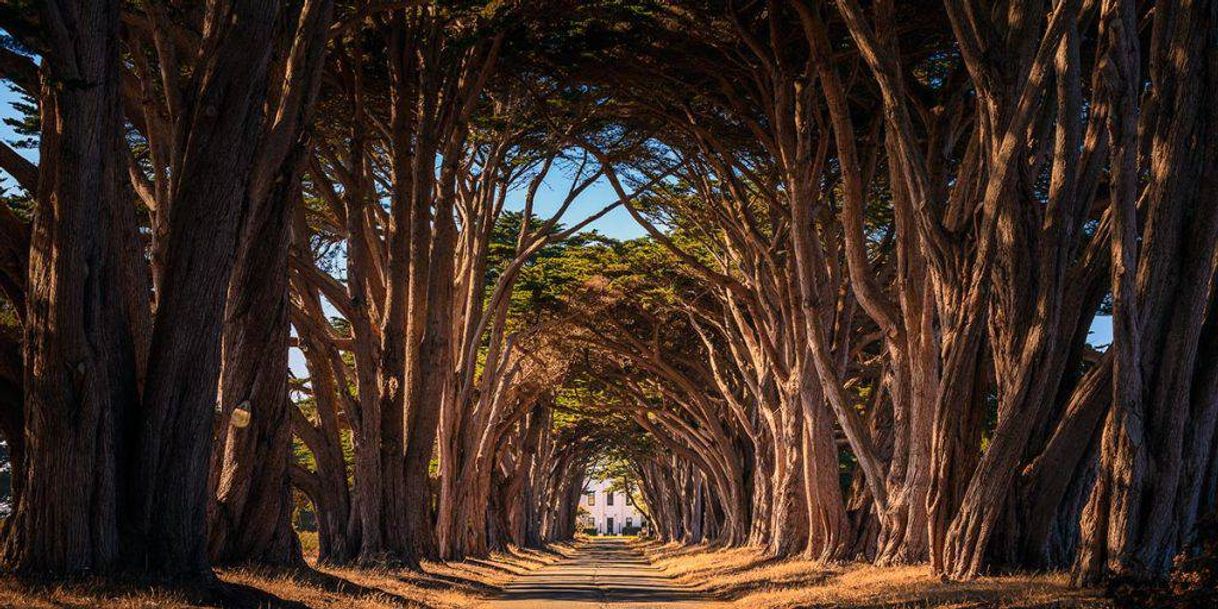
[{"left": 577, "top": 478, "right": 646, "bottom": 535}]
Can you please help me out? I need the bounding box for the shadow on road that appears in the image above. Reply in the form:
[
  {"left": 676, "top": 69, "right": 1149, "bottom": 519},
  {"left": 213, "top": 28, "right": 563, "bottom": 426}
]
[{"left": 486, "top": 538, "right": 711, "bottom": 607}]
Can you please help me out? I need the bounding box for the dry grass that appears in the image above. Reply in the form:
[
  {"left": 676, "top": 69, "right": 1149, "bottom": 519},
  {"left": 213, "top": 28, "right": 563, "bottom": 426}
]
[
  {"left": 639, "top": 540, "right": 1113, "bottom": 609},
  {"left": 0, "top": 543, "right": 574, "bottom": 609}
]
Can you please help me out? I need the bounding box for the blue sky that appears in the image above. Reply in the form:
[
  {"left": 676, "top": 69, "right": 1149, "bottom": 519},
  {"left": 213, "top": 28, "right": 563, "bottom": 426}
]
[
  {"left": 506, "top": 175, "right": 646, "bottom": 241},
  {"left": 0, "top": 86, "right": 33, "bottom": 166}
]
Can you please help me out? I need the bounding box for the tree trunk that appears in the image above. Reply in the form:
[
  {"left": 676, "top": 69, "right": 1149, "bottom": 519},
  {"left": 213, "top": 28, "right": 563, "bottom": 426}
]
[
  {"left": 927, "top": 307, "right": 988, "bottom": 574},
  {"left": 747, "top": 430, "right": 772, "bottom": 547},
  {"left": 134, "top": 0, "right": 279, "bottom": 574},
  {"left": 1, "top": 0, "right": 142, "bottom": 573},
  {"left": 1077, "top": 0, "right": 1218, "bottom": 584},
  {"left": 208, "top": 177, "right": 303, "bottom": 566},
  {"left": 801, "top": 373, "right": 850, "bottom": 561},
  {"left": 208, "top": 0, "right": 332, "bottom": 567},
  {"left": 402, "top": 184, "right": 457, "bottom": 560},
  {"left": 770, "top": 393, "right": 808, "bottom": 557}
]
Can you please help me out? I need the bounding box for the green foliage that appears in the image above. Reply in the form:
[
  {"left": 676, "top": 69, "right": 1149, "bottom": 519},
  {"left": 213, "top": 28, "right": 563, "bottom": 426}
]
[
  {"left": 0, "top": 60, "right": 38, "bottom": 217},
  {"left": 0, "top": 85, "right": 38, "bottom": 150},
  {"left": 486, "top": 211, "right": 622, "bottom": 319}
]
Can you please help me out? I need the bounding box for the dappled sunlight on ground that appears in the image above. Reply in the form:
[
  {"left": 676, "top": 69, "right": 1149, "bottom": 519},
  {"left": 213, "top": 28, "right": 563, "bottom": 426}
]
[
  {"left": 639, "top": 540, "right": 1111, "bottom": 608},
  {"left": 481, "top": 537, "right": 720, "bottom": 608},
  {"left": 0, "top": 544, "right": 576, "bottom": 609},
  {"left": 0, "top": 540, "right": 1118, "bottom": 608}
]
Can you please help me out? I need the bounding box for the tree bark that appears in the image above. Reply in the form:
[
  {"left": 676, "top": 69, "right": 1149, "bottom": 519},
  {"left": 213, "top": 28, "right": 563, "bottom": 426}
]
[
  {"left": 208, "top": 0, "right": 333, "bottom": 565},
  {"left": 208, "top": 176, "right": 303, "bottom": 566},
  {"left": 133, "top": 0, "right": 279, "bottom": 575},
  {"left": 0, "top": 0, "right": 142, "bottom": 574},
  {"left": 1077, "top": 0, "right": 1218, "bottom": 583}
]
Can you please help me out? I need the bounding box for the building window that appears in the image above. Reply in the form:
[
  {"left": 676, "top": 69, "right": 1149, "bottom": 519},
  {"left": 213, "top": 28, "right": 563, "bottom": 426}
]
[
  {"left": 586, "top": 492, "right": 595, "bottom": 506},
  {"left": 606, "top": 491, "right": 614, "bottom": 506},
  {"left": 626, "top": 517, "right": 633, "bottom": 529}
]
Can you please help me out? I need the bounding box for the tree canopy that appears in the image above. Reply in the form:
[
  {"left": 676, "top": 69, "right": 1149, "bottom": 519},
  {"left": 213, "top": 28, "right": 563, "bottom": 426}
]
[{"left": 0, "top": 0, "right": 1214, "bottom": 599}]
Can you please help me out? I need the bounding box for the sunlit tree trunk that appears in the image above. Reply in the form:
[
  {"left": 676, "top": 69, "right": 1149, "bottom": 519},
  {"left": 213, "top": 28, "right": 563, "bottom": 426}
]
[
  {"left": 209, "top": 177, "right": 303, "bottom": 566},
  {"left": 131, "top": 0, "right": 282, "bottom": 574},
  {"left": 1077, "top": 0, "right": 1218, "bottom": 584},
  {"left": 208, "top": 0, "right": 333, "bottom": 566},
  {"left": 0, "top": 0, "right": 146, "bottom": 573}
]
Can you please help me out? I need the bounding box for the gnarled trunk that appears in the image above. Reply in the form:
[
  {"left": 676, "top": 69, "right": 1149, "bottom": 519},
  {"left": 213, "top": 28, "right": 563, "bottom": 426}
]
[{"left": 1, "top": 0, "right": 144, "bottom": 573}]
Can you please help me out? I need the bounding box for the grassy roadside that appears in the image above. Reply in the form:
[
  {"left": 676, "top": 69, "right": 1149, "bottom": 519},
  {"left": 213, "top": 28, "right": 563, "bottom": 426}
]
[
  {"left": 636, "top": 539, "right": 1112, "bottom": 608},
  {"left": 0, "top": 543, "right": 574, "bottom": 609}
]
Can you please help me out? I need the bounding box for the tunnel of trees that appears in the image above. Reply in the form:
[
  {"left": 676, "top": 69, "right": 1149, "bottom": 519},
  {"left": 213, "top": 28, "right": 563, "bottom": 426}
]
[{"left": 0, "top": 0, "right": 1215, "bottom": 595}]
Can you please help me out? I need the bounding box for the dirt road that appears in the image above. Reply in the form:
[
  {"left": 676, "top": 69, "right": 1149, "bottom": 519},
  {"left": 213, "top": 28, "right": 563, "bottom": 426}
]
[{"left": 483, "top": 538, "right": 722, "bottom": 608}]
